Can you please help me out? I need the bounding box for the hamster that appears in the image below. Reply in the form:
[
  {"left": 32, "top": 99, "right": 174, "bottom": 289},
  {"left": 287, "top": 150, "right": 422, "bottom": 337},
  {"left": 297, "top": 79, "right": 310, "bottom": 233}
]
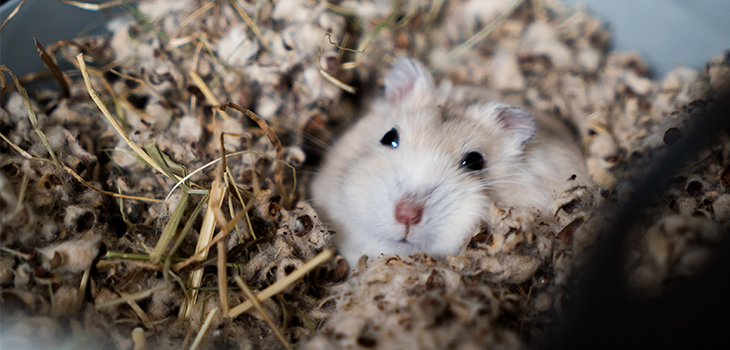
[{"left": 311, "top": 57, "right": 588, "bottom": 265}]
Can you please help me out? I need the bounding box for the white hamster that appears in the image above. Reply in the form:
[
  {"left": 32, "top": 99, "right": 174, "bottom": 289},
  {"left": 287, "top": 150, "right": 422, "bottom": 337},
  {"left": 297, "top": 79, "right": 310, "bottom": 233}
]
[{"left": 311, "top": 58, "right": 587, "bottom": 265}]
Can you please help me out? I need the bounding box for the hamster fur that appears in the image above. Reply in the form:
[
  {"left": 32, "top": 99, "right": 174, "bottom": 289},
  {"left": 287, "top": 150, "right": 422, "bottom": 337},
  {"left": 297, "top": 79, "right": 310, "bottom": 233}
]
[{"left": 311, "top": 58, "right": 588, "bottom": 265}]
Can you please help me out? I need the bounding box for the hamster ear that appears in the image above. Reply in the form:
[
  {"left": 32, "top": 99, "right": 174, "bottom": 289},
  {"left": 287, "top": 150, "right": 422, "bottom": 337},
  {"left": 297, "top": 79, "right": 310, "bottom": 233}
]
[
  {"left": 384, "top": 58, "right": 434, "bottom": 104},
  {"left": 472, "top": 103, "right": 537, "bottom": 147},
  {"left": 494, "top": 105, "right": 537, "bottom": 146}
]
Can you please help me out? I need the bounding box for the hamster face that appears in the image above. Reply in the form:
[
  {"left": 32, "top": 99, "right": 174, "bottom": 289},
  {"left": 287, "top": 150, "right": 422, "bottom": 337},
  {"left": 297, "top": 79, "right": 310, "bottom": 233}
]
[{"left": 312, "top": 58, "right": 540, "bottom": 264}]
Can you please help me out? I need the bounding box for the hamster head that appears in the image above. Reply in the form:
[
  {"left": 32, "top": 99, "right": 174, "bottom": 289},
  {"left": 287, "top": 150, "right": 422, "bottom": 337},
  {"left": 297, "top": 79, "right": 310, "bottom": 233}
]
[{"left": 312, "top": 58, "right": 538, "bottom": 265}]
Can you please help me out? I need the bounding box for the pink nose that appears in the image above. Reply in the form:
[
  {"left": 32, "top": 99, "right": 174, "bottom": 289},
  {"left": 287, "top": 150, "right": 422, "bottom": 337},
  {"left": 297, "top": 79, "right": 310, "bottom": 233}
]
[{"left": 395, "top": 200, "right": 423, "bottom": 226}]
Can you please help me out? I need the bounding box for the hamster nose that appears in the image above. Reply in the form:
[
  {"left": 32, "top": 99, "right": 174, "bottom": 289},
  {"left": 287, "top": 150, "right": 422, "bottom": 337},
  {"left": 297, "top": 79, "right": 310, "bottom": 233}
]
[{"left": 395, "top": 200, "right": 423, "bottom": 226}]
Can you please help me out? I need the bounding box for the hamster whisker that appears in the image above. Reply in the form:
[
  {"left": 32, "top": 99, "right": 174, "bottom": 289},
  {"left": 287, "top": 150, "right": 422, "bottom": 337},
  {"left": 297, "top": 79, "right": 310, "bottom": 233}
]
[
  {"left": 482, "top": 173, "right": 533, "bottom": 182},
  {"left": 481, "top": 180, "right": 534, "bottom": 187}
]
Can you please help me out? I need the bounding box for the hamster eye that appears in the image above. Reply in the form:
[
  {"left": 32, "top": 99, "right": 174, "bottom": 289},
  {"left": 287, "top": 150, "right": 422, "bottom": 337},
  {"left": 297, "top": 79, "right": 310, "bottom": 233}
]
[
  {"left": 380, "top": 128, "right": 399, "bottom": 148},
  {"left": 460, "top": 152, "right": 485, "bottom": 171}
]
